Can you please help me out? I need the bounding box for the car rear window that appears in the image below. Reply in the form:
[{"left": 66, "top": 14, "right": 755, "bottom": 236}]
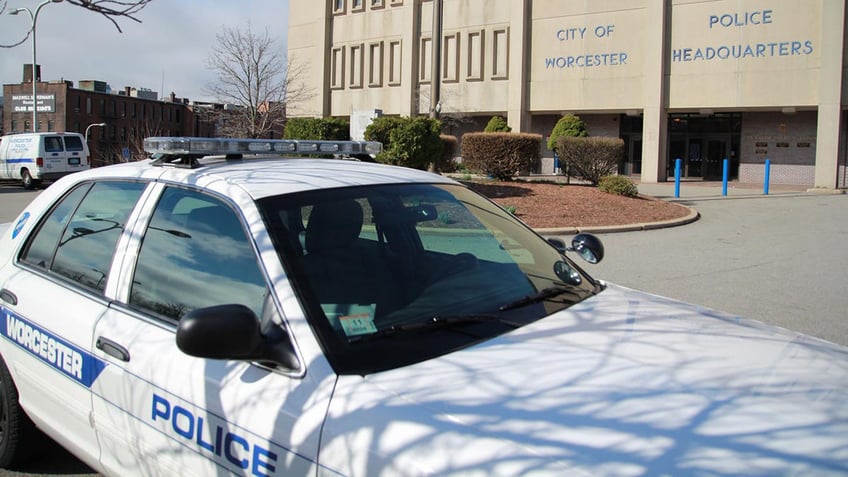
[{"left": 64, "top": 135, "right": 84, "bottom": 151}]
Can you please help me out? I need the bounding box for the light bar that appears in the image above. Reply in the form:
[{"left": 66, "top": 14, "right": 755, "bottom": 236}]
[{"left": 143, "top": 137, "right": 382, "bottom": 156}]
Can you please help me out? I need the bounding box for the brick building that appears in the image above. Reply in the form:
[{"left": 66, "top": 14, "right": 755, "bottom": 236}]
[{"left": 2, "top": 65, "right": 216, "bottom": 166}]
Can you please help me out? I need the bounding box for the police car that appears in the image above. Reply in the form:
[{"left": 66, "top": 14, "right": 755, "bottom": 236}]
[{"left": 0, "top": 137, "right": 846, "bottom": 476}]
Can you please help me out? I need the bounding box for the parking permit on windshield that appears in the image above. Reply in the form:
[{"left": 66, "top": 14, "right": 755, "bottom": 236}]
[
  {"left": 323, "top": 304, "right": 378, "bottom": 336},
  {"left": 340, "top": 306, "right": 378, "bottom": 336}
]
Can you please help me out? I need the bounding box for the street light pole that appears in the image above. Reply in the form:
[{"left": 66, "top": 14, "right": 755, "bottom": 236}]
[
  {"left": 10, "top": 0, "right": 64, "bottom": 133},
  {"left": 85, "top": 122, "right": 107, "bottom": 143}
]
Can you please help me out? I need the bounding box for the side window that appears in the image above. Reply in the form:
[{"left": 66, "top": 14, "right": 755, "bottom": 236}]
[
  {"left": 44, "top": 136, "right": 64, "bottom": 152},
  {"left": 20, "top": 181, "right": 147, "bottom": 292},
  {"left": 63, "top": 135, "right": 84, "bottom": 152},
  {"left": 129, "top": 187, "right": 267, "bottom": 322}
]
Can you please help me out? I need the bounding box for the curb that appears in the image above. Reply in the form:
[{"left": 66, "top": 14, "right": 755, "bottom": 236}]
[{"left": 535, "top": 204, "right": 700, "bottom": 236}]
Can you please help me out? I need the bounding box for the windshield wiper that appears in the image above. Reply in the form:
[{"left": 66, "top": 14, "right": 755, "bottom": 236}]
[
  {"left": 498, "top": 286, "right": 576, "bottom": 312},
  {"left": 348, "top": 314, "right": 519, "bottom": 344}
]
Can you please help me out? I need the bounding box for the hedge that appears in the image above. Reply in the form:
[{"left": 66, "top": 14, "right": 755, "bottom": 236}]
[{"left": 461, "top": 132, "right": 542, "bottom": 180}]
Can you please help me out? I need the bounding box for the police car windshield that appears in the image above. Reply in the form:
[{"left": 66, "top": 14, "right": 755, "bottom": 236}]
[{"left": 257, "top": 183, "right": 601, "bottom": 375}]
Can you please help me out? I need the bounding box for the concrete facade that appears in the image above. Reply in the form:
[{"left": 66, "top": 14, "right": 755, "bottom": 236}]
[{"left": 288, "top": 0, "right": 847, "bottom": 187}]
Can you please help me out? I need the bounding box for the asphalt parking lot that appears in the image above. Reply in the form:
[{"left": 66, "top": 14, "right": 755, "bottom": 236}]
[
  {"left": 0, "top": 180, "right": 845, "bottom": 475},
  {"left": 553, "top": 182, "right": 848, "bottom": 347}
]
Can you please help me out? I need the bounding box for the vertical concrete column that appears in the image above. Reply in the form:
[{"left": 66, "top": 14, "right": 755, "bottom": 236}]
[
  {"left": 640, "top": 0, "right": 670, "bottom": 183},
  {"left": 507, "top": 0, "right": 530, "bottom": 132},
  {"left": 401, "top": 1, "right": 421, "bottom": 117},
  {"left": 814, "top": 1, "right": 846, "bottom": 189}
]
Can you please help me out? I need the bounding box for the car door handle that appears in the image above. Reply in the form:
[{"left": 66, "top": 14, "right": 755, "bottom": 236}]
[
  {"left": 0, "top": 288, "right": 18, "bottom": 306},
  {"left": 96, "top": 337, "right": 130, "bottom": 362}
]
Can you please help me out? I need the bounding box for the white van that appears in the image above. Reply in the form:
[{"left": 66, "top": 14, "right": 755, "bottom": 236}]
[{"left": 0, "top": 132, "right": 90, "bottom": 189}]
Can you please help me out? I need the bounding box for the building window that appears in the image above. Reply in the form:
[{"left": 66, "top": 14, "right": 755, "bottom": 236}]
[
  {"left": 331, "top": 47, "right": 346, "bottom": 89},
  {"left": 333, "top": 0, "right": 345, "bottom": 14},
  {"left": 86, "top": 97, "right": 92, "bottom": 114},
  {"left": 47, "top": 120, "right": 54, "bottom": 131},
  {"left": 352, "top": 0, "right": 364, "bottom": 12},
  {"left": 350, "top": 44, "right": 364, "bottom": 89},
  {"left": 492, "top": 27, "right": 509, "bottom": 80},
  {"left": 388, "top": 40, "right": 402, "bottom": 86},
  {"left": 371, "top": 0, "right": 384, "bottom": 9},
  {"left": 420, "top": 37, "right": 432, "bottom": 83},
  {"left": 131, "top": 103, "right": 137, "bottom": 118},
  {"left": 466, "top": 30, "right": 484, "bottom": 81},
  {"left": 390, "top": 0, "right": 402, "bottom": 5},
  {"left": 369, "top": 42, "right": 384, "bottom": 87},
  {"left": 443, "top": 32, "right": 460, "bottom": 83}
]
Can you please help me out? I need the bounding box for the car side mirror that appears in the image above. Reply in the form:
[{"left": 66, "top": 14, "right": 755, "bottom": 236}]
[
  {"left": 570, "top": 233, "right": 604, "bottom": 264},
  {"left": 547, "top": 234, "right": 604, "bottom": 264},
  {"left": 177, "top": 304, "right": 299, "bottom": 369}
]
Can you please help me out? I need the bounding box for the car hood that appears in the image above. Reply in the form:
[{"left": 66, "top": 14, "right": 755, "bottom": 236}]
[{"left": 321, "top": 284, "right": 848, "bottom": 476}]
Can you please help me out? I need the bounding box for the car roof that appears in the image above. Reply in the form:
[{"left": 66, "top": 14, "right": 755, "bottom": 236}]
[{"left": 70, "top": 156, "right": 457, "bottom": 200}]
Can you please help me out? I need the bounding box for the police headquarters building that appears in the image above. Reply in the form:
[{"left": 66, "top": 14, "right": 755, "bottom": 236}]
[{"left": 288, "top": 1, "right": 847, "bottom": 188}]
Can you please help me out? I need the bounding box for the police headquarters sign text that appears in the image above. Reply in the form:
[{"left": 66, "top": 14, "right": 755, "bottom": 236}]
[
  {"left": 546, "top": 23, "right": 628, "bottom": 69},
  {"left": 12, "top": 93, "right": 56, "bottom": 113},
  {"left": 673, "top": 9, "right": 814, "bottom": 62}
]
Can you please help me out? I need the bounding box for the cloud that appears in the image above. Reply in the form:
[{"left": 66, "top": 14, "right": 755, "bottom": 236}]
[{"left": 2, "top": 0, "right": 289, "bottom": 102}]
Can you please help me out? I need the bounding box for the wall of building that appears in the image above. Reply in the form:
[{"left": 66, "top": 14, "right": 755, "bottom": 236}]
[{"left": 288, "top": 0, "right": 846, "bottom": 187}]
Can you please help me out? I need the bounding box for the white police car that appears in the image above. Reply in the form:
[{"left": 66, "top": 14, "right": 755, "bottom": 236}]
[{"left": 0, "top": 137, "right": 846, "bottom": 476}]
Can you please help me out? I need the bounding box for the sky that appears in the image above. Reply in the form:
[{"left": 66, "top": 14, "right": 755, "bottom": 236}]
[{"left": 1, "top": 0, "right": 289, "bottom": 102}]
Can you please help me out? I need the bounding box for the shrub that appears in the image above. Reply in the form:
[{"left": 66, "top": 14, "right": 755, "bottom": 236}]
[
  {"left": 284, "top": 117, "right": 350, "bottom": 140},
  {"left": 598, "top": 174, "right": 639, "bottom": 197},
  {"left": 365, "top": 116, "right": 442, "bottom": 170},
  {"left": 555, "top": 136, "right": 624, "bottom": 185},
  {"left": 461, "top": 132, "right": 542, "bottom": 180},
  {"left": 364, "top": 116, "right": 405, "bottom": 146},
  {"left": 438, "top": 134, "right": 459, "bottom": 172},
  {"left": 546, "top": 114, "right": 587, "bottom": 152},
  {"left": 484, "top": 116, "right": 511, "bottom": 133}
]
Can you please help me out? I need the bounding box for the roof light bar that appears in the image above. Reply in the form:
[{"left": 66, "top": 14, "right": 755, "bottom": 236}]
[{"left": 143, "top": 137, "right": 382, "bottom": 157}]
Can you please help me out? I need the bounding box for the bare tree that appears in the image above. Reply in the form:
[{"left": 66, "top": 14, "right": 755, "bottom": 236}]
[
  {"left": 1, "top": 0, "right": 152, "bottom": 47},
  {"left": 203, "top": 23, "right": 314, "bottom": 139}
]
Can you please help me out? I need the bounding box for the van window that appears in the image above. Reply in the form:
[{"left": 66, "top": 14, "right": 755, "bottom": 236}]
[
  {"left": 45, "top": 136, "right": 64, "bottom": 152},
  {"left": 64, "top": 136, "right": 84, "bottom": 151}
]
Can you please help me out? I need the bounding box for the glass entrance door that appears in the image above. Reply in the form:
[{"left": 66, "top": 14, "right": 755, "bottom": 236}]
[
  {"left": 625, "top": 136, "right": 642, "bottom": 175},
  {"left": 668, "top": 135, "right": 729, "bottom": 179},
  {"left": 704, "top": 137, "right": 728, "bottom": 180}
]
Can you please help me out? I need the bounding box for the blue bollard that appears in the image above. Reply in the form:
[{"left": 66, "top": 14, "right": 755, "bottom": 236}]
[
  {"left": 722, "top": 158, "right": 729, "bottom": 196},
  {"left": 764, "top": 159, "right": 771, "bottom": 195},
  {"left": 674, "top": 158, "right": 682, "bottom": 198}
]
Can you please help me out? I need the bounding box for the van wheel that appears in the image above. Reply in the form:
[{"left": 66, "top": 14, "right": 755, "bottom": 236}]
[
  {"left": 0, "top": 354, "right": 39, "bottom": 467},
  {"left": 20, "top": 170, "right": 34, "bottom": 190}
]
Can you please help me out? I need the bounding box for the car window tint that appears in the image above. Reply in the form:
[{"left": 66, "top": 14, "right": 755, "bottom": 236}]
[
  {"left": 49, "top": 182, "right": 146, "bottom": 292},
  {"left": 129, "top": 187, "right": 267, "bottom": 322},
  {"left": 44, "top": 136, "right": 63, "bottom": 152},
  {"left": 20, "top": 184, "right": 92, "bottom": 269},
  {"left": 63, "top": 135, "right": 84, "bottom": 151}
]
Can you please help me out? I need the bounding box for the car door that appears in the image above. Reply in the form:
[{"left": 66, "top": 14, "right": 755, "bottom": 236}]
[
  {"left": 0, "top": 180, "right": 147, "bottom": 464},
  {"left": 62, "top": 134, "right": 88, "bottom": 173},
  {"left": 91, "top": 184, "right": 337, "bottom": 476},
  {"left": 41, "top": 135, "right": 66, "bottom": 177}
]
